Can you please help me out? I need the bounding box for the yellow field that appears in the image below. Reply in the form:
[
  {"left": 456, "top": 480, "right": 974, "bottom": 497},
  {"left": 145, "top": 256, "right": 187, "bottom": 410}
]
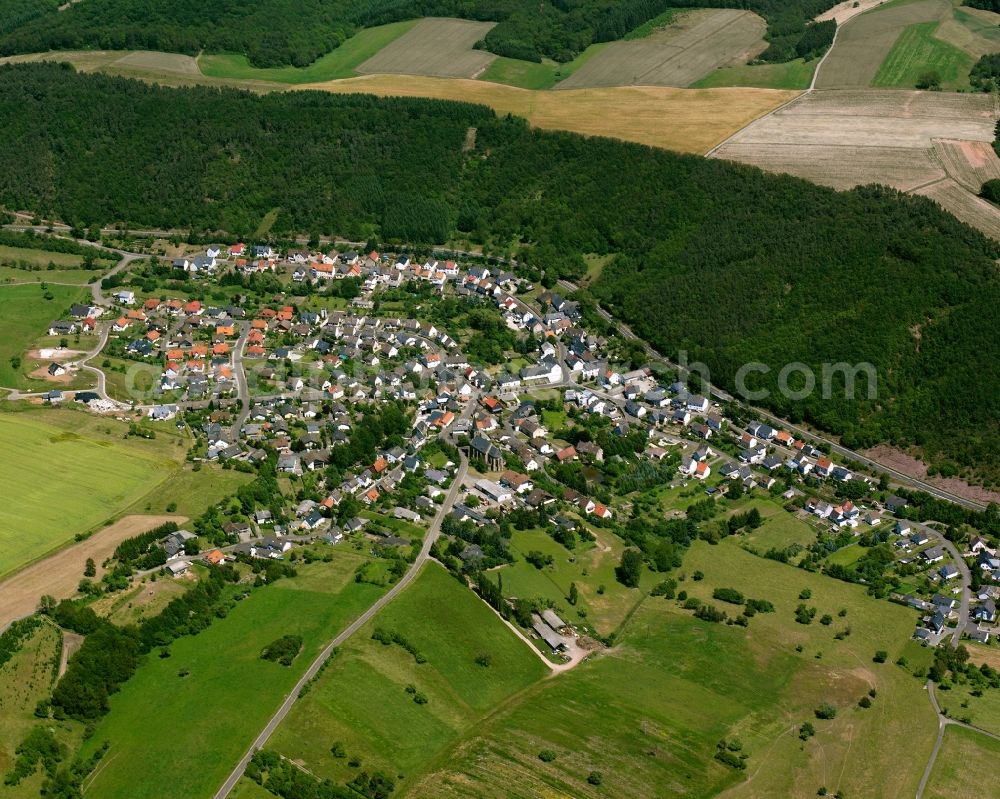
[
  {"left": 1, "top": 51, "right": 796, "bottom": 154},
  {"left": 301, "top": 74, "right": 796, "bottom": 153}
]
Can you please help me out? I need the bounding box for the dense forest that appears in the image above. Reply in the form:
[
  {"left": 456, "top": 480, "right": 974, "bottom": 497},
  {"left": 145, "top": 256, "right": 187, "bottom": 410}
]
[
  {"left": 1, "top": 63, "right": 999, "bottom": 483},
  {"left": 0, "top": 0, "right": 838, "bottom": 67}
]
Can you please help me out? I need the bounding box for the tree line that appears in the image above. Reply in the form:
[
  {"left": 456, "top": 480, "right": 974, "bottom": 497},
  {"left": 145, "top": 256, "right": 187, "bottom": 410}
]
[
  {"left": 2, "top": 63, "right": 1000, "bottom": 483},
  {"left": 0, "top": 0, "right": 836, "bottom": 67}
]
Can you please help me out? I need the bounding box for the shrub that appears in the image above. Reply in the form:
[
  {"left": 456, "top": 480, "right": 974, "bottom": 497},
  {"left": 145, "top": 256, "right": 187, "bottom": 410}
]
[
  {"left": 814, "top": 703, "right": 837, "bottom": 720},
  {"left": 538, "top": 749, "right": 557, "bottom": 762},
  {"left": 873, "top": 650, "right": 887, "bottom": 663}
]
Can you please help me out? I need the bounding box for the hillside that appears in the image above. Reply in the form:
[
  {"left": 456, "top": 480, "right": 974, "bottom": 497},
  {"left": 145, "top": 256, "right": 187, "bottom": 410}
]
[
  {"left": 0, "top": 0, "right": 837, "bottom": 68},
  {"left": 1, "top": 63, "right": 1000, "bottom": 483}
]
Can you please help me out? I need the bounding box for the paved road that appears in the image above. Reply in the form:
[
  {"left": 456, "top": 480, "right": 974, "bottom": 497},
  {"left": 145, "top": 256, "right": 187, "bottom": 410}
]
[
  {"left": 212, "top": 448, "right": 469, "bottom": 799},
  {"left": 916, "top": 680, "right": 1000, "bottom": 798},
  {"left": 228, "top": 322, "right": 251, "bottom": 443}
]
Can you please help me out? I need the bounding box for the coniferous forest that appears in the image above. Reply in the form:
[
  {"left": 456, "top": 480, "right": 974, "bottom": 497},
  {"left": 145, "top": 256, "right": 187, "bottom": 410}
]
[
  {"left": 1, "top": 63, "right": 999, "bottom": 483},
  {"left": 0, "top": 0, "right": 837, "bottom": 68}
]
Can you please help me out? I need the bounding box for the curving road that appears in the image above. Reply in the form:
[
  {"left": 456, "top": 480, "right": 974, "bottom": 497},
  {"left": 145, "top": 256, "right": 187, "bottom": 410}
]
[{"left": 212, "top": 447, "right": 469, "bottom": 799}]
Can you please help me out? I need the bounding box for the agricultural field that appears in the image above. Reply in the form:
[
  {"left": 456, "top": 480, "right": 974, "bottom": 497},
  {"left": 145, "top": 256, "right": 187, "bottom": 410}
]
[
  {"left": 0, "top": 283, "right": 88, "bottom": 388},
  {"left": 557, "top": 10, "right": 767, "bottom": 90},
  {"left": 356, "top": 18, "right": 498, "bottom": 80},
  {"left": 0, "top": 410, "right": 181, "bottom": 578},
  {"left": 692, "top": 57, "right": 818, "bottom": 90},
  {"left": 924, "top": 725, "right": 1000, "bottom": 799},
  {"left": 267, "top": 564, "right": 547, "bottom": 791},
  {"left": 815, "top": 0, "right": 952, "bottom": 89},
  {"left": 872, "top": 20, "right": 974, "bottom": 89},
  {"left": 476, "top": 44, "right": 610, "bottom": 90},
  {"left": 199, "top": 20, "right": 418, "bottom": 83},
  {"left": 405, "top": 541, "right": 935, "bottom": 799},
  {"left": 77, "top": 549, "right": 387, "bottom": 799},
  {"left": 307, "top": 74, "right": 797, "bottom": 154},
  {"left": 711, "top": 89, "right": 1000, "bottom": 238},
  {"left": 0, "top": 514, "right": 181, "bottom": 630}
]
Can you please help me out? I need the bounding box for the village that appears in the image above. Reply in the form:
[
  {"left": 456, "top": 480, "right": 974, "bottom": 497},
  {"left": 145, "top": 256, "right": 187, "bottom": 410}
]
[{"left": 37, "top": 241, "right": 998, "bottom": 659}]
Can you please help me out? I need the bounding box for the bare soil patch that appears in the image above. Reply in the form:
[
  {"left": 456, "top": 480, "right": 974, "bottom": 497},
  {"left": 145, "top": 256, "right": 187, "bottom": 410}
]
[
  {"left": 816, "top": 0, "right": 890, "bottom": 25},
  {"left": 862, "top": 445, "right": 1000, "bottom": 504},
  {"left": 357, "top": 18, "right": 497, "bottom": 79},
  {"left": 0, "top": 514, "right": 186, "bottom": 630},
  {"left": 558, "top": 9, "right": 766, "bottom": 89}
]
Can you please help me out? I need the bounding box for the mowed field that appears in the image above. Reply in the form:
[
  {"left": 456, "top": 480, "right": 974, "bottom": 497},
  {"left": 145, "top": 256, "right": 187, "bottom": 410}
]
[
  {"left": 712, "top": 89, "right": 1000, "bottom": 238},
  {"left": 357, "top": 18, "right": 497, "bottom": 79},
  {"left": 267, "top": 564, "right": 547, "bottom": 792},
  {"left": 872, "top": 20, "right": 974, "bottom": 89},
  {"left": 77, "top": 550, "right": 387, "bottom": 799},
  {"left": 816, "top": 0, "right": 952, "bottom": 89},
  {"left": 402, "top": 542, "right": 935, "bottom": 799},
  {"left": 0, "top": 411, "right": 180, "bottom": 578},
  {"left": 557, "top": 9, "right": 767, "bottom": 89}
]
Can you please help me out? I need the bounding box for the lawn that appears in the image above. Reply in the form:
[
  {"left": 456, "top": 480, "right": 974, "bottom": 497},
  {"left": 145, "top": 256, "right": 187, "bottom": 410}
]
[
  {"left": 872, "top": 21, "right": 974, "bottom": 89},
  {"left": 408, "top": 541, "right": 936, "bottom": 798},
  {"left": 924, "top": 725, "right": 1000, "bottom": 798},
  {"left": 0, "top": 265, "right": 99, "bottom": 285},
  {"left": 125, "top": 463, "right": 252, "bottom": 519},
  {"left": 198, "top": 20, "right": 418, "bottom": 83},
  {"left": 0, "top": 283, "right": 88, "bottom": 388},
  {"left": 692, "top": 57, "right": 818, "bottom": 89},
  {"left": 78, "top": 549, "right": 386, "bottom": 799},
  {"left": 267, "top": 563, "right": 547, "bottom": 791},
  {"left": 0, "top": 244, "right": 113, "bottom": 270},
  {"left": 0, "top": 411, "right": 180, "bottom": 578}
]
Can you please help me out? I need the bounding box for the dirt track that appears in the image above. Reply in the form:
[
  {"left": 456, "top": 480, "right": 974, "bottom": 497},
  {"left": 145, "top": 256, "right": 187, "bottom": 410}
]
[{"left": 0, "top": 514, "right": 185, "bottom": 629}]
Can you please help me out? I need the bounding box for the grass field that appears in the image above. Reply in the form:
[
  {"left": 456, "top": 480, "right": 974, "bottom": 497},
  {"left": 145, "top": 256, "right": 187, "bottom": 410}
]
[
  {"left": 816, "top": 0, "right": 952, "bottom": 89},
  {"left": 498, "top": 524, "right": 656, "bottom": 636},
  {"left": 478, "top": 43, "right": 609, "bottom": 90},
  {"left": 268, "top": 564, "right": 546, "bottom": 791},
  {"left": 557, "top": 9, "right": 767, "bottom": 89},
  {"left": 692, "top": 57, "right": 818, "bottom": 89},
  {"left": 405, "top": 541, "right": 936, "bottom": 798},
  {"left": 0, "top": 265, "right": 100, "bottom": 285},
  {"left": 0, "top": 411, "right": 180, "bottom": 578},
  {"left": 78, "top": 549, "right": 387, "bottom": 799},
  {"left": 0, "top": 243, "right": 112, "bottom": 270},
  {"left": 736, "top": 498, "right": 816, "bottom": 551},
  {"left": 0, "top": 622, "right": 62, "bottom": 788},
  {"left": 0, "top": 283, "right": 88, "bottom": 388},
  {"left": 198, "top": 20, "right": 418, "bottom": 83},
  {"left": 924, "top": 725, "right": 1000, "bottom": 798},
  {"left": 872, "top": 21, "right": 974, "bottom": 89},
  {"left": 357, "top": 18, "right": 497, "bottom": 79}
]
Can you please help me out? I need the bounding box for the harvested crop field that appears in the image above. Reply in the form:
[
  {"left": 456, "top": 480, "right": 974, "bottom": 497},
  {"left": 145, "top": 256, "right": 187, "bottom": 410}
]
[
  {"left": 933, "top": 139, "right": 1000, "bottom": 191},
  {"left": 557, "top": 9, "right": 766, "bottom": 89},
  {"left": 815, "top": 0, "right": 951, "bottom": 89},
  {"left": 916, "top": 177, "right": 1000, "bottom": 240},
  {"left": 303, "top": 73, "right": 797, "bottom": 153},
  {"left": 712, "top": 88, "right": 1000, "bottom": 238},
  {"left": 356, "top": 17, "right": 497, "bottom": 79},
  {"left": 0, "top": 514, "right": 184, "bottom": 630}
]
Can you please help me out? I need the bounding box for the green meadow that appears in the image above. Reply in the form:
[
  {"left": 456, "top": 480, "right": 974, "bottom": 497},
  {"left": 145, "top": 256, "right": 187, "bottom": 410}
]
[
  {"left": 0, "top": 411, "right": 178, "bottom": 577},
  {"left": 78, "top": 550, "right": 386, "bottom": 799},
  {"left": 404, "top": 541, "right": 936, "bottom": 798},
  {"left": 267, "top": 563, "right": 547, "bottom": 790},
  {"left": 0, "top": 283, "right": 88, "bottom": 388}
]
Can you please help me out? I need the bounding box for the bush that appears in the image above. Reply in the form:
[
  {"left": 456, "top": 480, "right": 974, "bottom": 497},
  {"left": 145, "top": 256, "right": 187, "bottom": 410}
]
[
  {"left": 712, "top": 587, "right": 745, "bottom": 605},
  {"left": 260, "top": 635, "right": 302, "bottom": 666},
  {"left": 538, "top": 749, "right": 557, "bottom": 762},
  {"left": 873, "top": 650, "right": 887, "bottom": 663},
  {"left": 799, "top": 721, "right": 815, "bottom": 740},
  {"left": 814, "top": 703, "right": 837, "bottom": 720},
  {"left": 587, "top": 771, "right": 603, "bottom": 786}
]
